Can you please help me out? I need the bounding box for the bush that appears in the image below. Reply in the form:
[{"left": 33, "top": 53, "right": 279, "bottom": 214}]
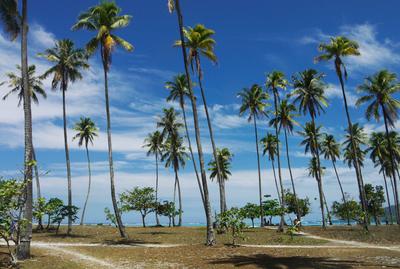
[{"left": 217, "top": 207, "right": 246, "bottom": 246}]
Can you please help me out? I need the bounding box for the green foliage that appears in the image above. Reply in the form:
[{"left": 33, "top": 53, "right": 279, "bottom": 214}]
[
  {"left": 52, "top": 205, "right": 79, "bottom": 234},
  {"left": 217, "top": 207, "right": 246, "bottom": 246},
  {"left": 263, "top": 196, "right": 284, "bottom": 219},
  {"left": 364, "top": 184, "right": 385, "bottom": 224},
  {"left": 332, "top": 197, "right": 363, "bottom": 223},
  {"left": 44, "top": 197, "right": 63, "bottom": 229},
  {"left": 104, "top": 207, "right": 117, "bottom": 228},
  {"left": 208, "top": 147, "right": 233, "bottom": 182},
  {"left": 73, "top": 117, "right": 98, "bottom": 148},
  {"left": 284, "top": 191, "right": 310, "bottom": 218},
  {"left": 33, "top": 197, "right": 47, "bottom": 229},
  {"left": 241, "top": 203, "right": 260, "bottom": 228},
  {"left": 157, "top": 201, "right": 178, "bottom": 227},
  {"left": 120, "top": 187, "right": 157, "bottom": 227}
]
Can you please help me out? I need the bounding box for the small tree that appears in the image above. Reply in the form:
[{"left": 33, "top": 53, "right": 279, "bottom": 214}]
[
  {"left": 52, "top": 205, "right": 79, "bottom": 235},
  {"left": 44, "top": 198, "right": 64, "bottom": 229},
  {"left": 241, "top": 203, "right": 260, "bottom": 228},
  {"left": 332, "top": 195, "right": 363, "bottom": 224},
  {"left": 157, "top": 201, "right": 177, "bottom": 227},
  {"left": 104, "top": 207, "right": 118, "bottom": 227},
  {"left": 263, "top": 196, "right": 284, "bottom": 225},
  {"left": 33, "top": 197, "right": 46, "bottom": 230},
  {"left": 284, "top": 191, "right": 310, "bottom": 219},
  {"left": 0, "top": 178, "right": 27, "bottom": 264},
  {"left": 364, "top": 184, "right": 385, "bottom": 225},
  {"left": 218, "top": 207, "right": 246, "bottom": 246},
  {"left": 120, "top": 187, "right": 157, "bottom": 227}
]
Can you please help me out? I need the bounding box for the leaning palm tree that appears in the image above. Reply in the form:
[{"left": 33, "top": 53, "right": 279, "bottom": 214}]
[
  {"left": 39, "top": 39, "right": 89, "bottom": 235},
  {"left": 238, "top": 84, "right": 269, "bottom": 226},
  {"left": 1, "top": 64, "right": 46, "bottom": 203},
  {"left": 161, "top": 135, "right": 189, "bottom": 227},
  {"left": 265, "top": 71, "right": 288, "bottom": 231},
  {"left": 269, "top": 100, "right": 302, "bottom": 223},
  {"left": 320, "top": 134, "right": 349, "bottom": 224},
  {"left": 357, "top": 70, "right": 400, "bottom": 223},
  {"left": 72, "top": 1, "right": 133, "bottom": 238},
  {"left": 157, "top": 107, "right": 185, "bottom": 226},
  {"left": 1, "top": 0, "right": 32, "bottom": 259},
  {"left": 208, "top": 148, "right": 233, "bottom": 212},
  {"left": 368, "top": 132, "right": 394, "bottom": 224},
  {"left": 315, "top": 36, "right": 368, "bottom": 230},
  {"left": 167, "top": 0, "right": 215, "bottom": 245},
  {"left": 175, "top": 24, "right": 224, "bottom": 201},
  {"left": 298, "top": 122, "right": 326, "bottom": 227},
  {"left": 143, "top": 130, "right": 164, "bottom": 226},
  {"left": 165, "top": 74, "right": 204, "bottom": 205},
  {"left": 72, "top": 117, "right": 98, "bottom": 226},
  {"left": 260, "top": 133, "right": 281, "bottom": 204}
]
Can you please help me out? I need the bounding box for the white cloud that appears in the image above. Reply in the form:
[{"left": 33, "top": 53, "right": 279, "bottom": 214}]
[
  {"left": 325, "top": 83, "right": 358, "bottom": 107},
  {"left": 30, "top": 24, "right": 56, "bottom": 48}
]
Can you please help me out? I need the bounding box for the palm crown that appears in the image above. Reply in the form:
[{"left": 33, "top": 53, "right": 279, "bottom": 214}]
[
  {"left": 342, "top": 123, "right": 367, "bottom": 167},
  {"left": 208, "top": 148, "right": 232, "bottom": 182},
  {"left": 320, "top": 134, "right": 341, "bottom": 162},
  {"left": 72, "top": 0, "right": 133, "bottom": 70},
  {"left": 237, "top": 84, "right": 269, "bottom": 122},
  {"left": 265, "top": 71, "right": 288, "bottom": 97},
  {"left": 260, "top": 133, "right": 278, "bottom": 161},
  {"left": 72, "top": 117, "right": 98, "bottom": 148},
  {"left": 161, "top": 135, "right": 189, "bottom": 170},
  {"left": 291, "top": 69, "right": 328, "bottom": 118},
  {"left": 157, "top": 107, "right": 184, "bottom": 140},
  {"left": 165, "top": 74, "right": 191, "bottom": 108},
  {"left": 269, "top": 99, "right": 298, "bottom": 133},
  {"left": 298, "top": 122, "right": 322, "bottom": 155},
  {"left": 144, "top": 131, "right": 163, "bottom": 158},
  {"left": 175, "top": 24, "right": 217, "bottom": 77},
  {"left": 356, "top": 69, "right": 400, "bottom": 127},
  {"left": 0, "top": 0, "right": 20, "bottom": 40},
  {"left": 1, "top": 65, "right": 46, "bottom": 106},
  {"left": 39, "top": 39, "right": 89, "bottom": 91},
  {"left": 308, "top": 157, "right": 326, "bottom": 178}
]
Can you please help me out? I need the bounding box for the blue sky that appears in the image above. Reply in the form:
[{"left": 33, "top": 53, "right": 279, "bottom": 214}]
[{"left": 0, "top": 0, "right": 399, "bottom": 225}]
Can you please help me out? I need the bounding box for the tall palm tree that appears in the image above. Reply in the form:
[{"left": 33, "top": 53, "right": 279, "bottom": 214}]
[
  {"left": 143, "top": 130, "right": 164, "bottom": 226},
  {"left": 40, "top": 39, "right": 88, "bottom": 235},
  {"left": 165, "top": 74, "right": 204, "bottom": 205},
  {"left": 1, "top": 64, "right": 46, "bottom": 203},
  {"left": 72, "top": 1, "right": 133, "bottom": 238},
  {"left": 269, "top": 100, "right": 301, "bottom": 222},
  {"left": 357, "top": 70, "right": 400, "bottom": 223},
  {"left": 260, "top": 133, "right": 281, "bottom": 204},
  {"left": 320, "top": 134, "right": 349, "bottom": 224},
  {"left": 208, "top": 148, "right": 233, "bottom": 212},
  {"left": 298, "top": 122, "right": 326, "bottom": 227},
  {"left": 238, "top": 84, "right": 269, "bottom": 226},
  {"left": 368, "top": 132, "right": 394, "bottom": 224},
  {"left": 265, "top": 71, "right": 288, "bottom": 231},
  {"left": 175, "top": 24, "right": 224, "bottom": 201},
  {"left": 72, "top": 117, "right": 98, "bottom": 226},
  {"left": 167, "top": 0, "right": 215, "bottom": 245},
  {"left": 157, "top": 107, "right": 185, "bottom": 226},
  {"left": 315, "top": 36, "right": 368, "bottom": 230}
]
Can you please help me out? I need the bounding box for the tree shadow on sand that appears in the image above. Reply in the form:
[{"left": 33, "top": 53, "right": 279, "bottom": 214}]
[
  {"left": 102, "top": 238, "right": 162, "bottom": 246},
  {"left": 210, "top": 254, "right": 369, "bottom": 269}
]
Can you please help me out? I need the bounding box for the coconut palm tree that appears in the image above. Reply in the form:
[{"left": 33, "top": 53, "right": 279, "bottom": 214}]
[
  {"left": 320, "top": 134, "right": 349, "bottom": 224},
  {"left": 269, "top": 100, "right": 302, "bottom": 223},
  {"left": 298, "top": 122, "right": 326, "bottom": 227},
  {"left": 1, "top": 0, "right": 32, "bottom": 259},
  {"left": 72, "top": 1, "right": 133, "bottom": 238},
  {"left": 157, "top": 107, "right": 185, "bottom": 226},
  {"left": 238, "top": 84, "right": 269, "bottom": 226},
  {"left": 167, "top": 0, "right": 215, "bottom": 245},
  {"left": 368, "top": 132, "right": 394, "bottom": 224},
  {"left": 72, "top": 117, "right": 98, "bottom": 226},
  {"left": 175, "top": 24, "right": 224, "bottom": 198},
  {"left": 143, "top": 131, "right": 164, "bottom": 226},
  {"left": 265, "top": 71, "right": 288, "bottom": 231},
  {"left": 315, "top": 36, "right": 368, "bottom": 229},
  {"left": 165, "top": 74, "right": 204, "bottom": 205},
  {"left": 357, "top": 70, "right": 400, "bottom": 223},
  {"left": 260, "top": 133, "right": 281, "bottom": 204},
  {"left": 39, "top": 39, "right": 89, "bottom": 235},
  {"left": 208, "top": 148, "right": 233, "bottom": 212},
  {"left": 1, "top": 64, "right": 46, "bottom": 203},
  {"left": 161, "top": 135, "right": 189, "bottom": 227}
]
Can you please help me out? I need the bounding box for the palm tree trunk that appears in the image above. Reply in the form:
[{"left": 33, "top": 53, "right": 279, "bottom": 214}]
[
  {"left": 273, "top": 91, "right": 285, "bottom": 232},
  {"left": 101, "top": 54, "right": 127, "bottom": 238},
  {"left": 336, "top": 60, "right": 368, "bottom": 231},
  {"left": 388, "top": 175, "right": 398, "bottom": 223},
  {"left": 253, "top": 117, "right": 264, "bottom": 227},
  {"left": 195, "top": 58, "right": 224, "bottom": 213},
  {"left": 382, "top": 172, "right": 393, "bottom": 224},
  {"left": 61, "top": 87, "right": 73, "bottom": 235},
  {"left": 32, "top": 146, "right": 42, "bottom": 229},
  {"left": 155, "top": 153, "right": 160, "bottom": 226},
  {"left": 175, "top": 168, "right": 182, "bottom": 226},
  {"left": 174, "top": 0, "right": 215, "bottom": 245},
  {"left": 271, "top": 161, "right": 282, "bottom": 205},
  {"left": 180, "top": 97, "right": 205, "bottom": 204},
  {"left": 381, "top": 105, "right": 400, "bottom": 224},
  {"left": 283, "top": 128, "right": 301, "bottom": 222},
  {"left": 221, "top": 178, "right": 227, "bottom": 212},
  {"left": 17, "top": 0, "right": 32, "bottom": 259},
  {"left": 80, "top": 146, "right": 92, "bottom": 225},
  {"left": 332, "top": 160, "right": 349, "bottom": 225},
  {"left": 323, "top": 191, "right": 332, "bottom": 225}
]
